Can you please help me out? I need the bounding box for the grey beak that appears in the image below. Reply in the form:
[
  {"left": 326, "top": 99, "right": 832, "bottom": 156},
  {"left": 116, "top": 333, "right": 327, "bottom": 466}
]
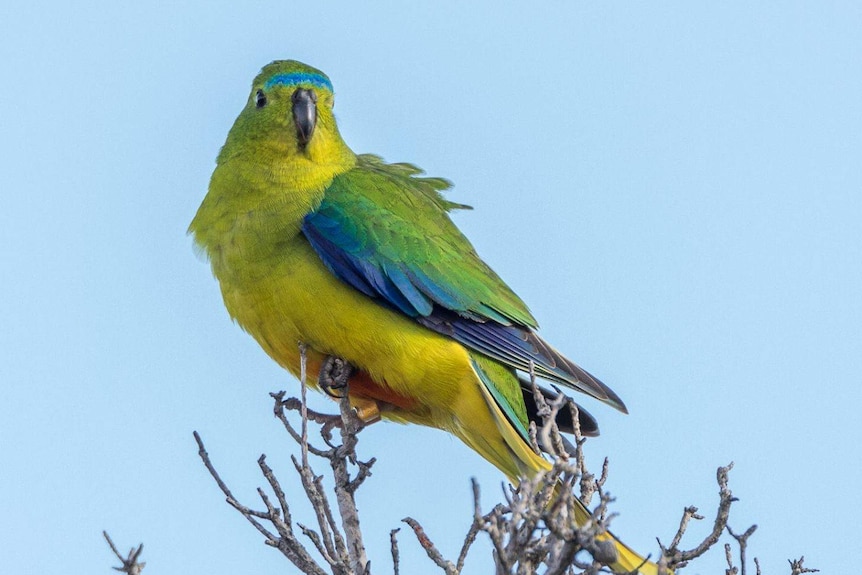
[{"left": 292, "top": 89, "right": 317, "bottom": 148}]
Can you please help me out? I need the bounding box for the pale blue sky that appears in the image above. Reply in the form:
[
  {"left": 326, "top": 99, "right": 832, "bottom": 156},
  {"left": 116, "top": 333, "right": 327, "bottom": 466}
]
[{"left": 1, "top": 2, "right": 859, "bottom": 574}]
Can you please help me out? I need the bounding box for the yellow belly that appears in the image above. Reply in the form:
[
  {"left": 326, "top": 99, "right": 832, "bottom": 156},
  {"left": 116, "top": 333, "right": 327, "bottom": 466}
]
[{"left": 219, "top": 237, "right": 478, "bottom": 429}]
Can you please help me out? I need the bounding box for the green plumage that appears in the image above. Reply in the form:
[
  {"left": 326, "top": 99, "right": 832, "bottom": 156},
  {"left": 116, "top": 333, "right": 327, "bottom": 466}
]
[
  {"left": 311, "top": 154, "right": 537, "bottom": 327},
  {"left": 470, "top": 353, "right": 531, "bottom": 440}
]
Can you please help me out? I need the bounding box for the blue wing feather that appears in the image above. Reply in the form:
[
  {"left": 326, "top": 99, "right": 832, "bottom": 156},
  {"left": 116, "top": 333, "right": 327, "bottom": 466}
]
[
  {"left": 299, "top": 157, "right": 626, "bottom": 412},
  {"left": 384, "top": 263, "right": 434, "bottom": 316},
  {"left": 303, "top": 222, "right": 377, "bottom": 299}
]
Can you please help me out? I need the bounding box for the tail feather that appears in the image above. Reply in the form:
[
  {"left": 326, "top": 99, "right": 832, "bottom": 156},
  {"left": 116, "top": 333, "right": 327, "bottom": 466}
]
[{"left": 471, "top": 363, "right": 666, "bottom": 575}]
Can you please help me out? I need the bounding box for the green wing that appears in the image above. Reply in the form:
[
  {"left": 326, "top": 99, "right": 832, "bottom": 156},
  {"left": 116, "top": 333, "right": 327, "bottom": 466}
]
[
  {"left": 301, "top": 154, "right": 626, "bottom": 411},
  {"left": 302, "top": 154, "right": 537, "bottom": 327}
]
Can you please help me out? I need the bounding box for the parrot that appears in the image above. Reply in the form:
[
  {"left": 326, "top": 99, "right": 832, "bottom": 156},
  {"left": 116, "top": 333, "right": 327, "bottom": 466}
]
[{"left": 190, "top": 60, "right": 663, "bottom": 575}]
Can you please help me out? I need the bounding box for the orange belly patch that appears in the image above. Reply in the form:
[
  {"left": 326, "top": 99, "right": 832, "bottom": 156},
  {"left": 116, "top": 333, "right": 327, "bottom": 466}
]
[{"left": 348, "top": 369, "right": 418, "bottom": 412}]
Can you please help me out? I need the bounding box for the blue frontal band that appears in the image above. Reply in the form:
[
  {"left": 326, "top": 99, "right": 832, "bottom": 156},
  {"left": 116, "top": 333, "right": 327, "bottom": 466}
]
[{"left": 264, "top": 72, "right": 333, "bottom": 92}]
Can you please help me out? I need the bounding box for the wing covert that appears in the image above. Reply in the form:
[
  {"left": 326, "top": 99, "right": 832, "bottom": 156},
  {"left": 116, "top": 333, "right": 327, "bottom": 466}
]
[{"left": 301, "top": 155, "right": 625, "bottom": 411}]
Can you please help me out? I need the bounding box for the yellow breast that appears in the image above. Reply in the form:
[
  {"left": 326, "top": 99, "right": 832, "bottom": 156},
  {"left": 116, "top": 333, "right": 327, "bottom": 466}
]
[{"left": 218, "top": 234, "right": 475, "bottom": 422}]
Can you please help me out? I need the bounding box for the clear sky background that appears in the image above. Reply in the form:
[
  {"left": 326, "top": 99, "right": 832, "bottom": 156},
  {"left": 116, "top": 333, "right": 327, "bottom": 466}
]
[{"left": 1, "top": 2, "right": 860, "bottom": 574}]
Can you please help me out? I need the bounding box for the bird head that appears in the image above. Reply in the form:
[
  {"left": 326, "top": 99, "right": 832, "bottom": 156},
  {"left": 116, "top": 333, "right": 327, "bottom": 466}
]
[{"left": 217, "top": 60, "right": 354, "bottom": 171}]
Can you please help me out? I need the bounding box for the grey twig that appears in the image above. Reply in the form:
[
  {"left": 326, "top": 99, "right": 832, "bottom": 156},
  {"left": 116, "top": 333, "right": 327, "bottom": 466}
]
[
  {"left": 789, "top": 556, "right": 819, "bottom": 575},
  {"left": 271, "top": 392, "right": 338, "bottom": 457},
  {"left": 300, "top": 342, "right": 311, "bottom": 469},
  {"left": 103, "top": 531, "right": 145, "bottom": 575},
  {"left": 725, "top": 542, "right": 737, "bottom": 575},
  {"left": 668, "top": 506, "right": 704, "bottom": 551},
  {"left": 402, "top": 517, "right": 459, "bottom": 575},
  {"left": 659, "top": 462, "right": 738, "bottom": 570},
  {"left": 194, "top": 430, "right": 278, "bottom": 541},
  {"left": 390, "top": 528, "right": 401, "bottom": 575},
  {"left": 727, "top": 524, "right": 758, "bottom": 575},
  {"left": 193, "top": 343, "right": 375, "bottom": 575},
  {"left": 332, "top": 395, "right": 370, "bottom": 574}
]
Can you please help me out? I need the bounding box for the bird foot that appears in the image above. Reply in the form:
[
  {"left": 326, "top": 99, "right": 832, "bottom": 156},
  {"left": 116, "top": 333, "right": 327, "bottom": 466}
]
[
  {"left": 319, "top": 355, "right": 353, "bottom": 398},
  {"left": 319, "top": 355, "right": 381, "bottom": 424}
]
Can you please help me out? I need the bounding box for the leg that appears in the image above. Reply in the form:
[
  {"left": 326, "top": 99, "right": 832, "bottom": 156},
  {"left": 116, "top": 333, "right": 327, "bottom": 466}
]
[
  {"left": 319, "top": 355, "right": 381, "bottom": 424},
  {"left": 319, "top": 355, "right": 353, "bottom": 398}
]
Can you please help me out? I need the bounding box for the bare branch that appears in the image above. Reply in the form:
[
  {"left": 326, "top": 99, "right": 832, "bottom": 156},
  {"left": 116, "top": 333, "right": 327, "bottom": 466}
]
[
  {"left": 390, "top": 528, "right": 401, "bottom": 575},
  {"left": 402, "top": 517, "right": 459, "bottom": 575},
  {"left": 725, "top": 542, "right": 736, "bottom": 575},
  {"left": 103, "top": 532, "right": 145, "bottom": 575},
  {"left": 257, "top": 454, "right": 292, "bottom": 528},
  {"left": 659, "top": 462, "right": 737, "bottom": 569},
  {"left": 271, "top": 392, "right": 335, "bottom": 458},
  {"left": 789, "top": 556, "right": 819, "bottom": 575},
  {"left": 727, "top": 524, "right": 758, "bottom": 575},
  {"left": 668, "top": 506, "right": 704, "bottom": 551},
  {"left": 192, "top": 342, "right": 376, "bottom": 575},
  {"left": 194, "top": 430, "right": 278, "bottom": 541},
  {"left": 331, "top": 394, "right": 371, "bottom": 574}
]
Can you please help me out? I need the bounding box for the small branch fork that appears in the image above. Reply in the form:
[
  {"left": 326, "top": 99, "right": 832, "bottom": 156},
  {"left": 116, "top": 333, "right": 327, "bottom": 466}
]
[
  {"left": 657, "top": 463, "right": 742, "bottom": 571},
  {"left": 788, "top": 557, "right": 819, "bottom": 575},
  {"left": 653, "top": 464, "right": 817, "bottom": 575},
  {"left": 193, "top": 344, "right": 373, "bottom": 575},
  {"left": 102, "top": 531, "right": 145, "bottom": 575}
]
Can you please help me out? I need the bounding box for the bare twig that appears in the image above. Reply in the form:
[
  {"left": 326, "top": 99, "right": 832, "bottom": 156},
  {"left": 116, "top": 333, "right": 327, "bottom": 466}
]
[
  {"left": 194, "top": 431, "right": 278, "bottom": 541},
  {"left": 789, "top": 556, "right": 819, "bottom": 575},
  {"left": 103, "top": 531, "right": 145, "bottom": 575},
  {"left": 194, "top": 343, "right": 378, "bottom": 575},
  {"left": 668, "top": 506, "right": 704, "bottom": 551},
  {"left": 453, "top": 480, "right": 484, "bottom": 572},
  {"left": 390, "top": 528, "right": 401, "bottom": 575},
  {"left": 659, "top": 463, "right": 738, "bottom": 570},
  {"left": 728, "top": 524, "right": 758, "bottom": 575},
  {"left": 300, "top": 342, "right": 311, "bottom": 469},
  {"left": 332, "top": 395, "right": 370, "bottom": 574},
  {"left": 725, "top": 542, "right": 737, "bottom": 575},
  {"left": 402, "top": 517, "right": 459, "bottom": 575},
  {"left": 194, "top": 428, "right": 328, "bottom": 575}
]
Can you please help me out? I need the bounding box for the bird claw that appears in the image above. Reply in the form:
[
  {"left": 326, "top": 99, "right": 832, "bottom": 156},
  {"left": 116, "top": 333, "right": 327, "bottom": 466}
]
[
  {"left": 319, "top": 355, "right": 381, "bottom": 424},
  {"left": 319, "top": 355, "right": 353, "bottom": 398}
]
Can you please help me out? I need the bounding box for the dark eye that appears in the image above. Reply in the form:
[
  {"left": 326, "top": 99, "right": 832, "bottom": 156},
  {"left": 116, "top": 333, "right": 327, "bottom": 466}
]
[{"left": 255, "top": 89, "right": 267, "bottom": 108}]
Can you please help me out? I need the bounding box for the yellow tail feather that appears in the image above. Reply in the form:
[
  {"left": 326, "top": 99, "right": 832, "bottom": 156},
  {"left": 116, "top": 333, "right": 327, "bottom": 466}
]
[{"left": 472, "top": 379, "right": 666, "bottom": 575}]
